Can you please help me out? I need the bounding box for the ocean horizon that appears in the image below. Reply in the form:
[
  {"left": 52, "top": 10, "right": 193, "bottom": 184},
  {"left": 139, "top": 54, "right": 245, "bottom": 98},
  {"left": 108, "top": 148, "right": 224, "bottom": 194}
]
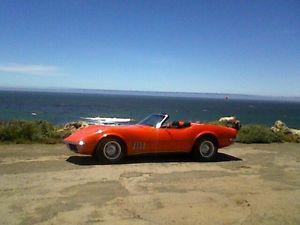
[
  {"left": 1, "top": 87, "right": 300, "bottom": 102},
  {"left": 1, "top": 89, "right": 300, "bottom": 128}
]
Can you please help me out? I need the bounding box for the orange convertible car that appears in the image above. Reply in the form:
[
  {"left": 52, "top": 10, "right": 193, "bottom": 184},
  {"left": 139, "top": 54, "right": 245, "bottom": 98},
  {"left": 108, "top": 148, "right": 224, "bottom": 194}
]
[{"left": 64, "top": 113, "right": 237, "bottom": 163}]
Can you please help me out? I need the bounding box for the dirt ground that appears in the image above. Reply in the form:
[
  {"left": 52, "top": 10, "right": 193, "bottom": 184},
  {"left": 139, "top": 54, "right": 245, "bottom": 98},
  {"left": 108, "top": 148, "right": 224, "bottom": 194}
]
[{"left": 0, "top": 143, "right": 299, "bottom": 225}]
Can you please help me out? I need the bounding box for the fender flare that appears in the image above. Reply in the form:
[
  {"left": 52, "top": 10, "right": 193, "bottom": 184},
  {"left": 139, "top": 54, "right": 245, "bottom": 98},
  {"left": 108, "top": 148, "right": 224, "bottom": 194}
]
[
  {"left": 193, "top": 131, "right": 219, "bottom": 148},
  {"left": 93, "top": 132, "right": 128, "bottom": 155}
]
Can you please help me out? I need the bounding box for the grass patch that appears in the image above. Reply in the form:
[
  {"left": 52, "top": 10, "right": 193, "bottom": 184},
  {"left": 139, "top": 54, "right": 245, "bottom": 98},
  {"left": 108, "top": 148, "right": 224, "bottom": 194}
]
[
  {"left": 0, "top": 120, "right": 62, "bottom": 144},
  {"left": 237, "top": 125, "right": 281, "bottom": 144}
]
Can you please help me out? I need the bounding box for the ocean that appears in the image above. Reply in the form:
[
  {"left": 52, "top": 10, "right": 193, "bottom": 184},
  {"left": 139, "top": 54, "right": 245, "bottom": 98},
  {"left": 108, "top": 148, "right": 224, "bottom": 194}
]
[{"left": 0, "top": 90, "right": 300, "bottom": 128}]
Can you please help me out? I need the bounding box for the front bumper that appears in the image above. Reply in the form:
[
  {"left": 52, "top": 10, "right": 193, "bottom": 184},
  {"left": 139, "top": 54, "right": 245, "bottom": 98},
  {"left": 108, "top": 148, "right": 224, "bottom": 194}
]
[
  {"left": 64, "top": 141, "right": 86, "bottom": 153},
  {"left": 64, "top": 135, "right": 98, "bottom": 155},
  {"left": 67, "top": 143, "right": 80, "bottom": 153}
]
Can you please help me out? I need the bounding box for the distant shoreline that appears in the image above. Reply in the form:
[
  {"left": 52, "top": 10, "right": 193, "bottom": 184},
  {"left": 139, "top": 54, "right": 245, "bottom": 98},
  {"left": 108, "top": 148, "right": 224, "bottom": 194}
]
[
  {"left": 1, "top": 90, "right": 300, "bottom": 127},
  {"left": 1, "top": 87, "right": 300, "bottom": 102}
]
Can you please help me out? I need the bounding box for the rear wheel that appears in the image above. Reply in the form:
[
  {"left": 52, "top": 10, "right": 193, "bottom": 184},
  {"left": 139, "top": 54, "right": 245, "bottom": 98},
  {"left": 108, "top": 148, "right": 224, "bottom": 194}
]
[
  {"left": 193, "top": 137, "right": 218, "bottom": 161},
  {"left": 95, "top": 137, "right": 126, "bottom": 163}
]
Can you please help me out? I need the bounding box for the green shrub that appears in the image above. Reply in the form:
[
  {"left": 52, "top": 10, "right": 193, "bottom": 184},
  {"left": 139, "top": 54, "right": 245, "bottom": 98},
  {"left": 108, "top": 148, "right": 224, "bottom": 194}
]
[
  {"left": 237, "top": 125, "right": 281, "bottom": 144},
  {"left": 0, "top": 120, "right": 62, "bottom": 144}
]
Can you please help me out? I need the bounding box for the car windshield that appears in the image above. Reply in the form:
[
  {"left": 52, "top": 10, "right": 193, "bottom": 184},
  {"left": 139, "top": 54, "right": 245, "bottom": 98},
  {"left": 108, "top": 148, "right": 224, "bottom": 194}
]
[{"left": 138, "top": 114, "right": 166, "bottom": 127}]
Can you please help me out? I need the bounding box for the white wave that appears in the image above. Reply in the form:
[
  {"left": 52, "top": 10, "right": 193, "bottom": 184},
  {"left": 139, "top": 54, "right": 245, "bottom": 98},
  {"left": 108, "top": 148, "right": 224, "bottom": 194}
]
[{"left": 81, "top": 117, "right": 132, "bottom": 125}]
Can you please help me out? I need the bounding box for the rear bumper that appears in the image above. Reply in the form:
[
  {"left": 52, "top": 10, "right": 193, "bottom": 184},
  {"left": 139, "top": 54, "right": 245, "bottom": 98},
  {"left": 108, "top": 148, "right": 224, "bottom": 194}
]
[
  {"left": 230, "top": 138, "right": 237, "bottom": 143},
  {"left": 219, "top": 137, "right": 236, "bottom": 148}
]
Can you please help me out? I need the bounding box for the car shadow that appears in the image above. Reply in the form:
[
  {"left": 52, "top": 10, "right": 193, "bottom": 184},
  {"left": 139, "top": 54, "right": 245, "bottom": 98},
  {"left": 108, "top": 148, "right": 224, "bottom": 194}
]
[{"left": 66, "top": 152, "right": 242, "bottom": 166}]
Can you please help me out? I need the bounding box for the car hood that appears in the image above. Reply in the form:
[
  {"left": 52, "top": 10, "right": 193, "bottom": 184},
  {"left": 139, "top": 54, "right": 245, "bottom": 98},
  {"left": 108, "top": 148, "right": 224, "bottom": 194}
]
[
  {"left": 64, "top": 125, "right": 109, "bottom": 142},
  {"left": 63, "top": 124, "right": 138, "bottom": 142}
]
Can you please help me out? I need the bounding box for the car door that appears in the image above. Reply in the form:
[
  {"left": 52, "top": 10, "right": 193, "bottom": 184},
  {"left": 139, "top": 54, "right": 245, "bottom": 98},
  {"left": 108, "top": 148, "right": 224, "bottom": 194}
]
[
  {"left": 155, "top": 127, "right": 193, "bottom": 152},
  {"left": 125, "top": 125, "right": 159, "bottom": 154}
]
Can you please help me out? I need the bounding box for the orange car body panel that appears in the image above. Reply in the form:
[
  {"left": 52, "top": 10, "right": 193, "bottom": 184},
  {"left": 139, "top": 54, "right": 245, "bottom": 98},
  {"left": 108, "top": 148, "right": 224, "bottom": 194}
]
[{"left": 64, "top": 123, "right": 237, "bottom": 155}]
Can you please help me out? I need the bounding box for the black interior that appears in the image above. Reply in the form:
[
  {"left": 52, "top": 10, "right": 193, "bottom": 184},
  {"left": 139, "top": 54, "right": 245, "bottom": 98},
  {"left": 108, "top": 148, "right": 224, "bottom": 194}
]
[{"left": 169, "top": 121, "right": 191, "bottom": 128}]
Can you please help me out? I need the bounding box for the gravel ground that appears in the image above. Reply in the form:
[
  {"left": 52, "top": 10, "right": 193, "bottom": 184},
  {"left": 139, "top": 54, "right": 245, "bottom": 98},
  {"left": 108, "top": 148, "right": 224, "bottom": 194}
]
[{"left": 0, "top": 143, "right": 299, "bottom": 225}]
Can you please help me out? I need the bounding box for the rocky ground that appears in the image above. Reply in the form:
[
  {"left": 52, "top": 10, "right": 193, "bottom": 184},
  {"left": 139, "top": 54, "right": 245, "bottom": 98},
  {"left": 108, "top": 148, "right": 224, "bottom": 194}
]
[{"left": 0, "top": 143, "right": 299, "bottom": 225}]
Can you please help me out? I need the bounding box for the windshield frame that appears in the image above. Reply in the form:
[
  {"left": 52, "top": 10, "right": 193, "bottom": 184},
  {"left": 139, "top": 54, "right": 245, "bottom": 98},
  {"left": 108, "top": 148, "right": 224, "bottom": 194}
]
[{"left": 138, "top": 114, "right": 169, "bottom": 128}]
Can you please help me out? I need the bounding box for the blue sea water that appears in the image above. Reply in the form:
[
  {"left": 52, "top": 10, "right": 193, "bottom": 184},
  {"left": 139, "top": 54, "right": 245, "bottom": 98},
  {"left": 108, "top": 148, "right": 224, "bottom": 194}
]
[{"left": 0, "top": 90, "right": 300, "bottom": 128}]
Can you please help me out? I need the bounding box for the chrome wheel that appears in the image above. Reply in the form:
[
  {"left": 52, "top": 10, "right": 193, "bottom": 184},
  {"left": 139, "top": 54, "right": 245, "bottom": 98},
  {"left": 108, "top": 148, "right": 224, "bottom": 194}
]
[
  {"left": 103, "top": 141, "right": 122, "bottom": 160},
  {"left": 199, "top": 140, "right": 215, "bottom": 158}
]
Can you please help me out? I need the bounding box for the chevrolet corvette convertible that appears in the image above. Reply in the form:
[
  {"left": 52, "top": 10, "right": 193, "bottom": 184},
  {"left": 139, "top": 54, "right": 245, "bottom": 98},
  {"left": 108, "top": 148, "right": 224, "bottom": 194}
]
[{"left": 64, "top": 113, "right": 237, "bottom": 163}]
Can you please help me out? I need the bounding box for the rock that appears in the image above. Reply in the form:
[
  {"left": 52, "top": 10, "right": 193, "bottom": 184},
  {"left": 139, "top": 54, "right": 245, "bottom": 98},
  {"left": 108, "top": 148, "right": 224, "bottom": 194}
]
[
  {"left": 219, "top": 116, "right": 236, "bottom": 122},
  {"left": 290, "top": 128, "right": 300, "bottom": 136},
  {"left": 271, "top": 120, "right": 300, "bottom": 142},
  {"left": 57, "top": 121, "right": 89, "bottom": 138},
  {"left": 64, "top": 121, "right": 89, "bottom": 129},
  {"left": 218, "top": 116, "right": 241, "bottom": 130},
  {"left": 271, "top": 120, "right": 292, "bottom": 134}
]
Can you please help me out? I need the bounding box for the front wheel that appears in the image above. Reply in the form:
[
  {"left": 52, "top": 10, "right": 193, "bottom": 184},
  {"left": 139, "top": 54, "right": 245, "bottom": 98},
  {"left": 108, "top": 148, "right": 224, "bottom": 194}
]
[
  {"left": 95, "top": 137, "right": 126, "bottom": 163},
  {"left": 193, "top": 137, "right": 218, "bottom": 161}
]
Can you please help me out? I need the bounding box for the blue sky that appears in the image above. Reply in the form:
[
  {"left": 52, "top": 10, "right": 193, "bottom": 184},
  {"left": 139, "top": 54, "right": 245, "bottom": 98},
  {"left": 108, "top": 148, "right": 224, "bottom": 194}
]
[{"left": 0, "top": 0, "right": 299, "bottom": 96}]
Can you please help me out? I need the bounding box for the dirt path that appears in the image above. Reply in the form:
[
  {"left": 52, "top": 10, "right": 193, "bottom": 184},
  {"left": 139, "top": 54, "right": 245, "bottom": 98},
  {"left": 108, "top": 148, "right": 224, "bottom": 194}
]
[{"left": 0, "top": 143, "right": 299, "bottom": 225}]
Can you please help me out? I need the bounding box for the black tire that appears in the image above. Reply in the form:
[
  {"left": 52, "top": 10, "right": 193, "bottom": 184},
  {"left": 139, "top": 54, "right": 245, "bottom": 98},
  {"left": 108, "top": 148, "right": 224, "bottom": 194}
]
[
  {"left": 193, "top": 137, "right": 218, "bottom": 161},
  {"left": 95, "top": 137, "right": 126, "bottom": 163}
]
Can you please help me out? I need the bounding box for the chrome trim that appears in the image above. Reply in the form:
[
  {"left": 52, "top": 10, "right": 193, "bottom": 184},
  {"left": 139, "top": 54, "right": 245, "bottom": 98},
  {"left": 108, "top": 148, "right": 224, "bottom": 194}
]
[
  {"left": 133, "top": 142, "right": 146, "bottom": 150},
  {"left": 199, "top": 140, "right": 215, "bottom": 158},
  {"left": 230, "top": 138, "right": 238, "bottom": 142},
  {"left": 155, "top": 114, "right": 169, "bottom": 128},
  {"left": 103, "top": 140, "right": 122, "bottom": 160},
  {"left": 64, "top": 141, "right": 83, "bottom": 153},
  {"left": 64, "top": 141, "right": 78, "bottom": 145},
  {"left": 67, "top": 143, "right": 79, "bottom": 153}
]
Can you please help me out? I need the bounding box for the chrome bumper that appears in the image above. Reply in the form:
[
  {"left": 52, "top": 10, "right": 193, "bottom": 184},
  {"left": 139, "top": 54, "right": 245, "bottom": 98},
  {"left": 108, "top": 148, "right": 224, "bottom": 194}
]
[{"left": 65, "top": 142, "right": 80, "bottom": 153}]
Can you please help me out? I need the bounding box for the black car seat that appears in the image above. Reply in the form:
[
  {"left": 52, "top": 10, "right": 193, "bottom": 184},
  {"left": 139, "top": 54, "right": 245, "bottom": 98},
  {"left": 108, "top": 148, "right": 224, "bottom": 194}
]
[{"left": 171, "top": 121, "right": 191, "bottom": 128}]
